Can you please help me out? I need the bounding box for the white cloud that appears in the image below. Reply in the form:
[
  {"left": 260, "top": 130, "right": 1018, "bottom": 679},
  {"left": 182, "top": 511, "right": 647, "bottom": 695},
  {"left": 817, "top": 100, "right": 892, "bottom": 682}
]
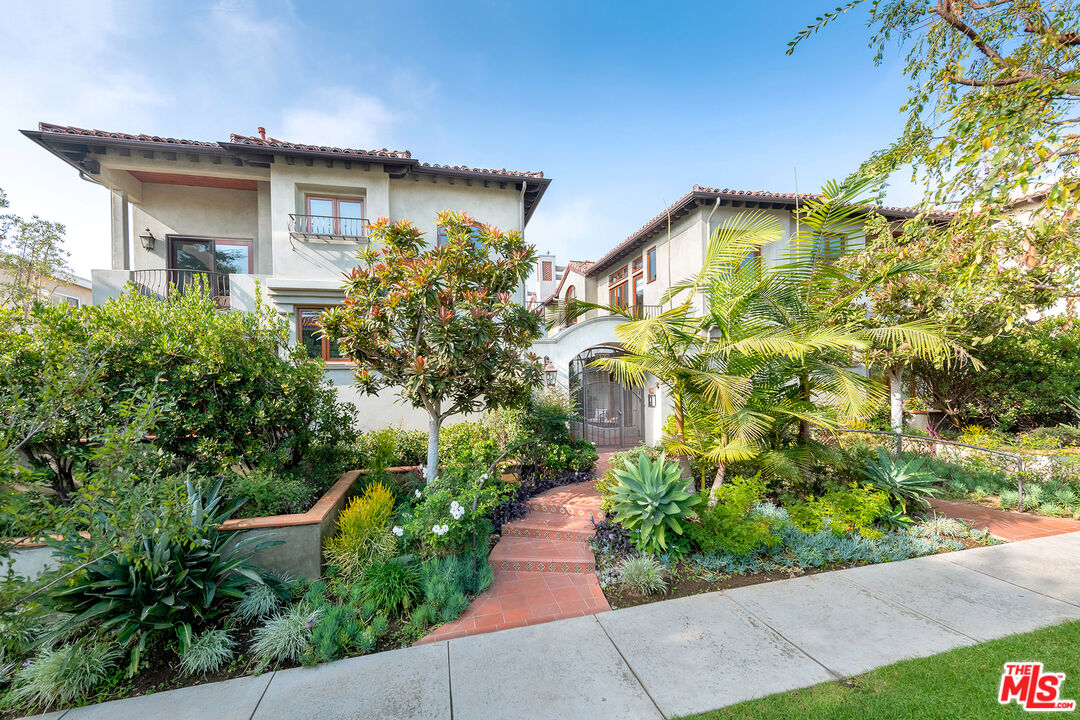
[
  {"left": 279, "top": 89, "right": 403, "bottom": 150},
  {"left": 205, "top": 0, "right": 292, "bottom": 78}
]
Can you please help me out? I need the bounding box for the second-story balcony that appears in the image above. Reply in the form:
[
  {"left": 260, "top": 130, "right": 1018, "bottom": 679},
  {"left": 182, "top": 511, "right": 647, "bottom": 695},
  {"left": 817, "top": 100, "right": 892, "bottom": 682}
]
[
  {"left": 131, "top": 269, "right": 232, "bottom": 310},
  {"left": 288, "top": 214, "right": 369, "bottom": 243}
]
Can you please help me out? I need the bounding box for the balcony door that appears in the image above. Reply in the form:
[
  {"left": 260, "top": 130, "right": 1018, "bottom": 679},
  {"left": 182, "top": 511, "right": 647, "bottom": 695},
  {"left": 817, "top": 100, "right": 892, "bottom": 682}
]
[
  {"left": 168, "top": 236, "right": 253, "bottom": 298},
  {"left": 306, "top": 196, "right": 364, "bottom": 236}
]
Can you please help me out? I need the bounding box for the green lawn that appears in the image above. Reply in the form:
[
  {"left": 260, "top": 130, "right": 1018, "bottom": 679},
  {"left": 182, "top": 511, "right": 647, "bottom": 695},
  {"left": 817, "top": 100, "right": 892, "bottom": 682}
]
[{"left": 681, "top": 620, "right": 1080, "bottom": 720}]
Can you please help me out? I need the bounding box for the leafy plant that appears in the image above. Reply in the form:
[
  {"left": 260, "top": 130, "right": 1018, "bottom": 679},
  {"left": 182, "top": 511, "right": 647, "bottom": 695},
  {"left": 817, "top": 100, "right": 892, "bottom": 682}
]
[
  {"left": 419, "top": 552, "right": 493, "bottom": 624},
  {"left": 359, "top": 558, "right": 422, "bottom": 615},
  {"left": 179, "top": 628, "right": 236, "bottom": 675},
  {"left": 44, "top": 479, "right": 274, "bottom": 674},
  {"left": 320, "top": 212, "right": 543, "bottom": 481},
  {"left": 684, "top": 476, "right": 778, "bottom": 555},
  {"left": 918, "top": 516, "right": 968, "bottom": 538},
  {"left": 616, "top": 555, "right": 668, "bottom": 596},
  {"left": 323, "top": 481, "right": 398, "bottom": 581},
  {"left": 787, "top": 484, "right": 892, "bottom": 538},
  {"left": 235, "top": 578, "right": 288, "bottom": 623},
  {"left": 609, "top": 451, "right": 701, "bottom": 555},
  {"left": 225, "top": 467, "right": 314, "bottom": 517},
  {"left": 251, "top": 603, "right": 320, "bottom": 665},
  {"left": 858, "top": 449, "right": 942, "bottom": 511},
  {"left": 9, "top": 639, "right": 121, "bottom": 710},
  {"left": 590, "top": 517, "right": 634, "bottom": 558}
]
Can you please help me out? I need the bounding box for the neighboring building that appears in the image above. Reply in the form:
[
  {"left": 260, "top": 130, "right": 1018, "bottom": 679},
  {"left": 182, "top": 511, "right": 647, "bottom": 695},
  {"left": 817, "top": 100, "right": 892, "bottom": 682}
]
[
  {"left": 531, "top": 185, "right": 940, "bottom": 448},
  {"left": 24, "top": 122, "right": 549, "bottom": 429},
  {"left": 0, "top": 266, "right": 92, "bottom": 308}
]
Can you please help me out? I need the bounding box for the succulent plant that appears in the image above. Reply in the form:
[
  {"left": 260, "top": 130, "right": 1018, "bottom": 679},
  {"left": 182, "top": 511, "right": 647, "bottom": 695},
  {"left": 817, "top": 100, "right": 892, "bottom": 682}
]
[{"left": 609, "top": 451, "right": 700, "bottom": 554}]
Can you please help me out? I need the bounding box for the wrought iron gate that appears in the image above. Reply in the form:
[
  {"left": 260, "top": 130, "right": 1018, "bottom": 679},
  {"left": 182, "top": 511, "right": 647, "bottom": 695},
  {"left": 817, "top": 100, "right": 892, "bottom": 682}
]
[{"left": 569, "top": 346, "right": 645, "bottom": 448}]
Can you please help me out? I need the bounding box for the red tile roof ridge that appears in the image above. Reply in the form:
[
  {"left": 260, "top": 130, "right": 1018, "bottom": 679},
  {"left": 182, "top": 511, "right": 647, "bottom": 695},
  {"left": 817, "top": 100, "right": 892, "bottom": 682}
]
[
  {"left": 228, "top": 132, "right": 412, "bottom": 159},
  {"left": 38, "top": 122, "right": 219, "bottom": 147},
  {"left": 418, "top": 162, "right": 544, "bottom": 179}
]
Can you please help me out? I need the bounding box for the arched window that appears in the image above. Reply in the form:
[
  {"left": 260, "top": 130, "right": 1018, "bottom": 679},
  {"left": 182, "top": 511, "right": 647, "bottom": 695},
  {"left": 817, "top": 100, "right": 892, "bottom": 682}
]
[{"left": 565, "top": 285, "right": 577, "bottom": 326}]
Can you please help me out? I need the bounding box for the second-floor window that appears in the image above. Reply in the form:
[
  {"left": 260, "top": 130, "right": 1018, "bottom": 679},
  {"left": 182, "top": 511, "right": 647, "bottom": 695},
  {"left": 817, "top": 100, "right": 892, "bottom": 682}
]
[
  {"left": 437, "top": 223, "right": 482, "bottom": 248},
  {"left": 306, "top": 196, "right": 365, "bottom": 236},
  {"left": 814, "top": 233, "right": 847, "bottom": 262},
  {"left": 298, "top": 307, "right": 347, "bottom": 362},
  {"left": 647, "top": 247, "right": 657, "bottom": 282}
]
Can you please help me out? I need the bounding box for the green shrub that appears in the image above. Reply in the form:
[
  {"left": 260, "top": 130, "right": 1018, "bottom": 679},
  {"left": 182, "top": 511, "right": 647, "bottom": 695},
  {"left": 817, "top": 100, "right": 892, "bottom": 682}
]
[
  {"left": 44, "top": 479, "right": 272, "bottom": 674},
  {"left": 360, "top": 558, "right": 422, "bottom": 615},
  {"left": 225, "top": 467, "right": 315, "bottom": 517},
  {"left": 9, "top": 639, "right": 121, "bottom": 710},
  {"left": 323, "top": 481, "right": 398, "bottom": 581},
  {"left": 616, "top": 555, "right": 668, "bottom": 596},
  {"left": 609, "top": 451, "right": 700, "bottom": 555},
  {"left": 402, "top": 466, "right": 509, "bottom": 556},
  {"left": 858, "top": 449, "right": 943, "bottom": 511},
  {"left": 179, "top": 629, "right": 235, "bottom": 675},
  {"left": 439, "top": 422, "right": 501, "bottom": 470},
  {"left": 0, "top": 288, "right": 357, "bottom": 495},
  {"left": 787, "top": 484, "right": 891, "bottom": 538},
  {"left": 685, "top": 476, "right": 778, "bottom": 555}
]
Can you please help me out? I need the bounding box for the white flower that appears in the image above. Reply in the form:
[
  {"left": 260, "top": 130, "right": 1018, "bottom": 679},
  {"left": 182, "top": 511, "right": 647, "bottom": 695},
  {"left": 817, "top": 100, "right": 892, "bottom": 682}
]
[
  {"left": 450, "top": 502, "right": 464, "bottom": 520},
  {"left": 441, "top": 524, "right": 449, "bottom": 534},
  {"left": 414, "top": 489, "right": 422, "bottom": 498},
  {"left": 392, "top": 526, "right": 403, "bottom": 537},
  {"left": 431, "top": 524, "right": 450, "bottom": 536}
]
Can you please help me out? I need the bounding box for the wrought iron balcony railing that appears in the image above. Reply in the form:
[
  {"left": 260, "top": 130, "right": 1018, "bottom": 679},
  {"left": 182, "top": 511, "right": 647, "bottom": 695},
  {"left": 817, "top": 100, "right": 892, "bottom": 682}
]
[
  {"left": 288, "top": 214, "right": 369, "bottom": 242},
  {"left": 131, "top": 269, "right": 231, "bottom": 310},
  {"left": 611, "top": 304, "right": 662, "bottom": 320}
]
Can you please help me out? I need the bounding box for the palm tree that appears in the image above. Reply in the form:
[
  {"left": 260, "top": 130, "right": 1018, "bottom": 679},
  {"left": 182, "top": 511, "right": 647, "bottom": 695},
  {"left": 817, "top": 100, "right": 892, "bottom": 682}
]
[{"left": 566, "top": 178, "right": 970, "bottom": 505}]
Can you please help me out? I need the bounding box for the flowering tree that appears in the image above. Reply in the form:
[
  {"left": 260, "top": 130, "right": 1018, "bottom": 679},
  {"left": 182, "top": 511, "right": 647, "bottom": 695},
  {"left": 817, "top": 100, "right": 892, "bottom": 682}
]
[{"left": 322, "top": 212, "right": 542, "bottom": 481}]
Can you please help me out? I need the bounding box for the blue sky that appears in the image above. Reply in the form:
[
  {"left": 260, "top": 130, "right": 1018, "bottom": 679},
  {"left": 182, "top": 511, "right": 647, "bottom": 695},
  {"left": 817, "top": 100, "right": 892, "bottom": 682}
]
[{"left": 0, "top": 0, "right": 919, "bottom": 276}]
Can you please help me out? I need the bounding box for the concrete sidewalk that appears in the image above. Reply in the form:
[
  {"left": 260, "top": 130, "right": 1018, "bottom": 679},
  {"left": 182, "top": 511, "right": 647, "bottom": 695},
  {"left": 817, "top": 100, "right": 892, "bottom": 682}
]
[{"left": 24, "top": 532, "right": 1080, "bottom": 720}]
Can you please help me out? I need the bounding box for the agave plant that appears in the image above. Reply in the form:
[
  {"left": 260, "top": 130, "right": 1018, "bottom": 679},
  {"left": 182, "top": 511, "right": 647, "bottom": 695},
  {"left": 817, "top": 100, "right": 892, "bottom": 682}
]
[
  {"left": 609, "top": 452, "right": 700, "bottom": 554},
  {"left": 858, "top": 449, "right": 942, "bottom": 511}
]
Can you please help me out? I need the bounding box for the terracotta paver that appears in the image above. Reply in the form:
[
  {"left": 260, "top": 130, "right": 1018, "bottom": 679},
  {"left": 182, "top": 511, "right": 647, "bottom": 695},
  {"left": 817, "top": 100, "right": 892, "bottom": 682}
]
[
  {"left": 929, "top": 498, "right": 1080, "bottom": 542},
  {"left": 416, "top": 479, "right": 610, "bottom": 644}
]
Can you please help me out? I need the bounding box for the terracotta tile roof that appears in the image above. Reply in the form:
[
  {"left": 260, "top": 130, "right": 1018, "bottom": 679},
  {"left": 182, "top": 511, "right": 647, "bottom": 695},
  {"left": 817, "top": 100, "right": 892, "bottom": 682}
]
[
  {"left": 38, "top": 122, "right": 219, "bottom": 148},
  {"left": 588, "top": 185, "right": 951, "bottom": 275},
  {"left": 228, "top": 133, "right": 412, "bottom": 160},
  {"left": 418, "top": 162, "right": 544, "bottom": 179}
]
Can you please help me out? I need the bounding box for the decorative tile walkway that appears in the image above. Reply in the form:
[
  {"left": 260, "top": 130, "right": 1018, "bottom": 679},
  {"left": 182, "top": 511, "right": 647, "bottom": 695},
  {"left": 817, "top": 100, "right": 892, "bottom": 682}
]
[
  {"left": 929, "top": 498, "right": 1080, "bottom": 541},
  {"left": 417, "top": 478, "right": 610, "bottom": 644}
]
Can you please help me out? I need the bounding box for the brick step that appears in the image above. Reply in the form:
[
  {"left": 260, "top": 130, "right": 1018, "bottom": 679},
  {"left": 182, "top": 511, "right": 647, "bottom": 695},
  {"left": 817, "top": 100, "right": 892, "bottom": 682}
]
[
  {"left": 488, "top": 536, "right": 596, "bottom": 574},
  {"left": 526, "top": 482, "right": 604, "bottom": 518},
  {"left": 501, "top": 511, "right": 597, "bottom": 543}
]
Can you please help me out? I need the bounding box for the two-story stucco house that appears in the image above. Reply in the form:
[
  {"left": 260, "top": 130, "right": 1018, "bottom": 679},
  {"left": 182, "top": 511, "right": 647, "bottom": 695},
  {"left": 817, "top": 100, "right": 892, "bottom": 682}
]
[
  {"left": 531, "top": 185, "right": 936, "bottom": 449},
  {"left": 23, "top": 122, "right": 550, "bottom": 429}
]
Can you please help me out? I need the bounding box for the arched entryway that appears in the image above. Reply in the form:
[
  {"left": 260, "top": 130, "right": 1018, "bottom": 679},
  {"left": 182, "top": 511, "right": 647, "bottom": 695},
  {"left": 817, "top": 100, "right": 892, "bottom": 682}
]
[{"left": 569, "top": 345, "right": 645, "bottom": 449}]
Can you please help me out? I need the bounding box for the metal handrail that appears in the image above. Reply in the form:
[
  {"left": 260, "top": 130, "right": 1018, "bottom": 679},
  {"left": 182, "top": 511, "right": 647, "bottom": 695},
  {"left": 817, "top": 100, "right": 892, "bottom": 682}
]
[
  {"left": 287, "top": 213, "right": 369, "bottom": 238},
  {"left": 130, "top": 269, "right": 231, "bottom": 309},
  {"left": 832, "top": 428, "right": 1029, "bottom": 510}
]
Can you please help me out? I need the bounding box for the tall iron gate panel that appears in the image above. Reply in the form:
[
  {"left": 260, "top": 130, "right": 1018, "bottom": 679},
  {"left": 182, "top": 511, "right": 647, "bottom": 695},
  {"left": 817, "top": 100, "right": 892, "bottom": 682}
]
[{"left": 569, "top": 346, "right": 644, "bottom": 448}]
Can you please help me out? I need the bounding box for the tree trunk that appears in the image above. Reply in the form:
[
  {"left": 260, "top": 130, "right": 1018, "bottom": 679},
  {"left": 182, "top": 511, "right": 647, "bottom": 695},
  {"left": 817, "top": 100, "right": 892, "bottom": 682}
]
[
  {"left": 798, "top": 372, "right": 811, "bottom": 446},
  {"left": 707, "top": 462, "right": 725, "bottom": 507},
  {"left": 888, "top": 365, "right": 905, "bottom": 434},
  {"left": 425, "top": 414, "right": 442, "bottom": 482}
]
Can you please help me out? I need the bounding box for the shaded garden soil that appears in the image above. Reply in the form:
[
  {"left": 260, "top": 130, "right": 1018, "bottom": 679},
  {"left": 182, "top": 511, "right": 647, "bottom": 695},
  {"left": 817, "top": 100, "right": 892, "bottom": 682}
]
[{"left": 601, "top": 539, "right": 988, "bottom": 611}]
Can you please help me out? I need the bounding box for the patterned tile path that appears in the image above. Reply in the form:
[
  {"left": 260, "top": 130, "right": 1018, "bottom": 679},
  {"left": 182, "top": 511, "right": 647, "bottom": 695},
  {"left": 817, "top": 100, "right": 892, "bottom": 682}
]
[
  {"left": 929, "top": 498, "right": 1080, "bottom": 542},
  {"left": 417, "top": 476, "right": 611, "bottom": 644}
]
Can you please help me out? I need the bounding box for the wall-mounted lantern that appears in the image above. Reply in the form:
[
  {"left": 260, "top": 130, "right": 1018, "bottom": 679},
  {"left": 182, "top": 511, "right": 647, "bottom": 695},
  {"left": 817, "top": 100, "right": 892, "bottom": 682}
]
[
  {"left": 543, "top": 356, "right": 557, "bottom": 387},
  {"left": 139, "top": 228, "right": 156, "bottom": 251}
]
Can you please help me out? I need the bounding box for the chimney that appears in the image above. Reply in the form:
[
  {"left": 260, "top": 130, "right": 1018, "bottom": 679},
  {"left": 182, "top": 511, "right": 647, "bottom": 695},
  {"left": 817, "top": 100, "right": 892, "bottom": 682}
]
[{"left": 257, "top": 127, "right": 266, "bottom": 140}]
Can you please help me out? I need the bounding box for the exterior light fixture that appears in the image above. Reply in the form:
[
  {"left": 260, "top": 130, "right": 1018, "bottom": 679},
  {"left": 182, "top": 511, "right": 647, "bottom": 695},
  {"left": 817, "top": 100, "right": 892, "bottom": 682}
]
[
  {"left": 543, "top": 356, "right": 557, "bottom": 387},
  {"left": 139, "top": 228, "right": 156, "bottom": 251}
]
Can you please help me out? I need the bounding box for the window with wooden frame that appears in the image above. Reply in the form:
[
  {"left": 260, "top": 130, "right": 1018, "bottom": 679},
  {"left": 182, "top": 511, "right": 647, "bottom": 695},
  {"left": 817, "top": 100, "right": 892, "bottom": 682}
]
[
  {"left": 814, "top": 233, "right": 847, "bottom": 262},
  {"left": 436, "top": 223, "right": 482, "bottom": 248},
  {"left": 297, "top": 307, "right": 346, "bottom": 362},
  {"left": 632, "top": 273, "right": 644, "bottom": 311},
  {"left": 739, "top": 246, "right": 762, "bottom": 274},
  {"left": 609, "top": 279, "right": 628, "bottom": 311},
  {"left": 632, "top": 256, "right": 643, "bottom": 273},
  {"left": 565, "top": 285, "right": 577, "bottom": 326},
  {"left": 305, "top": 196, "right": 365, "bottom": 236},
  {"left": 609, "top": 265, "right": 628, "bottom": 285},
  {"left": 647, "top": 247, "right": 657, "bottom": 282}
]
